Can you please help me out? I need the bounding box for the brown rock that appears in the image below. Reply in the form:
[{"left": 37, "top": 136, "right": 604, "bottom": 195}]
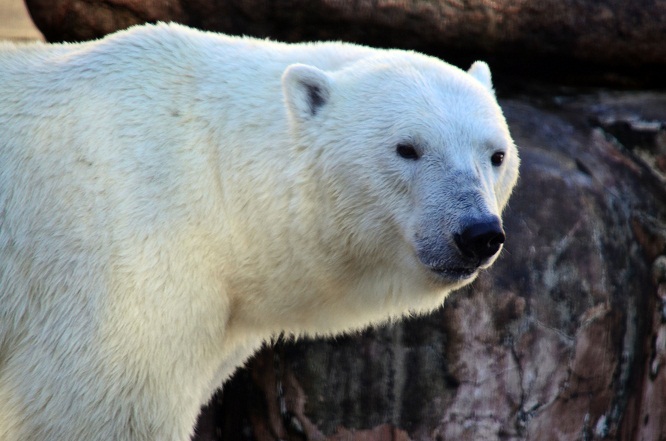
[
  {"left": 24, "top": 0, "right": 666, "bottom": 86},
  {"left": 328, "top": 425, "right": 412, "bottom": 441}
]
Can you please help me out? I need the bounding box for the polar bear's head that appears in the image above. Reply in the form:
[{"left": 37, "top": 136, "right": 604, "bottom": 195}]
[{"left": 281, "top": 53, "right": 519, "bottom": 325}]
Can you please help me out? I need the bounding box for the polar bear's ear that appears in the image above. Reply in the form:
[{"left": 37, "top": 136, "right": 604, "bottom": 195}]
[
  {"left": 282, "top": 64, "right": 332, "bottom": 121},
  {"left": 468, "top": 61, "right": 494, "bottom": 93}
]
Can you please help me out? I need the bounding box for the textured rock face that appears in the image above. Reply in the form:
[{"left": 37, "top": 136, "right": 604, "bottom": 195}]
[
  {"left": 24, "top": 0, "right": 666, "bottom": 86},
  {"left": 195, "top": 93, "right": 666, "bottom": 441}
]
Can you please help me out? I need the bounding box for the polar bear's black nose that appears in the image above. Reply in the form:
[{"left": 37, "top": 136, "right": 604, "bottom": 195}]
[{"left": 455, "top": 218, "right": 505, "bottom": 262}]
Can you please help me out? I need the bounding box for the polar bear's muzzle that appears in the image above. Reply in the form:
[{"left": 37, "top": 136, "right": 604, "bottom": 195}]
[{"left": 416, "top": 215, "right": 505, "bottom": 281}]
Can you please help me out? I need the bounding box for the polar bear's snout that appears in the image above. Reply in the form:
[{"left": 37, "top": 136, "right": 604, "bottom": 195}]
[
  {"left": 415, "top": 213, "right": 506, "bottom": 281},
  {"left": 454, "top": 216, "right": 505, "bottom": 264}
]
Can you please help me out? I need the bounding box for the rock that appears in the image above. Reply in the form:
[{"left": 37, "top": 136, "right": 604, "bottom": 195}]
[
  {"left": 24, "top": 0, "right": 184, "bottom": 43},
  {"left": 193, "top": 91, "right": 666, "bottom": 440},
  {"left": 24, "top": 0, "right": 666, "bottom": 86}
]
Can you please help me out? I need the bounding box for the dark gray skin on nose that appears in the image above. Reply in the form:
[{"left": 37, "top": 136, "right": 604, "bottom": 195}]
[
  {"left": 416, "top": 216, "right": 505, "bottom": 280},
  {"left": 413, "top": 170, "right": 504, "bottom": 281},
  {"left": 454, "top": 217, "right": 505, "bottom": 261}
]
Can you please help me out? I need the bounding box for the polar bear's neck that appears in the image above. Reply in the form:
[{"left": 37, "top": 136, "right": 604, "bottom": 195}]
[{"left": 168, "top": 33, "right": 418, "bottom": 335}]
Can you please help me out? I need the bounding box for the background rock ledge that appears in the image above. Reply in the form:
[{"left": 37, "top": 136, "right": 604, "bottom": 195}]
[{"left": 24, "top": 0, "right": 666, "bottom": 87}]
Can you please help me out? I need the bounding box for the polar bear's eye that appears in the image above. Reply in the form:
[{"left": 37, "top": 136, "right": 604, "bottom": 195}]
[
  {"left": 491, "top": 151, "right": 505, "bottom": 166},
  {"left": 396, "top": 144, "right": 420, "bottom": 160}
]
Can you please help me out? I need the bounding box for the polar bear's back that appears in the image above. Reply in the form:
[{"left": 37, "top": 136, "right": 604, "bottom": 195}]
[
  {"left": 0, "top": 22, "right": 378, "bottom": 92},
  {"left": 0, "top": 22, "right": 381, "bottom": 180}
]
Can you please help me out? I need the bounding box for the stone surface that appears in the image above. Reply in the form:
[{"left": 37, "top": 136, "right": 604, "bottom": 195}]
[
  {"left": 194, "top": 91, "right": 666, "bottom": 440},
  {"left": 24, "top": 0, "right": 666, "bottom": 86}
]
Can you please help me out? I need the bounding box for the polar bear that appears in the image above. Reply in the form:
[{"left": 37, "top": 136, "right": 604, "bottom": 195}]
[{"left": 0, "top": 23, "right": 518, "bottom": 441}]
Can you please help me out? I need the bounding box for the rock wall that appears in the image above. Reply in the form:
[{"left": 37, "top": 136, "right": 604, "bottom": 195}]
[{"left": 24, "top": 0, "right": 666, "bottom": 86}]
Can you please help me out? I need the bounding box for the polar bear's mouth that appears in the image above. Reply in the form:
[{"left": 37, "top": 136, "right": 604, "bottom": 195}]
[
  {"left": 415, "top": 248, "right": 481, "bottom": 282},
  {"left": 430, "top": 266, "right": 478, "bottom": 281}
]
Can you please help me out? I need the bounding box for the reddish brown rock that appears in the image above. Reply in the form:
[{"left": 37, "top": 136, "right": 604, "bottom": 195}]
[{"left": 24, "top": 0, "right": 666, "bottom": 86}]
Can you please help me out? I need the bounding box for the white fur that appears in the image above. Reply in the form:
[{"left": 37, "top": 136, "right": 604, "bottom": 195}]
[{"left": 0, "top": 23, "right": 518, "bottom": 440}]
